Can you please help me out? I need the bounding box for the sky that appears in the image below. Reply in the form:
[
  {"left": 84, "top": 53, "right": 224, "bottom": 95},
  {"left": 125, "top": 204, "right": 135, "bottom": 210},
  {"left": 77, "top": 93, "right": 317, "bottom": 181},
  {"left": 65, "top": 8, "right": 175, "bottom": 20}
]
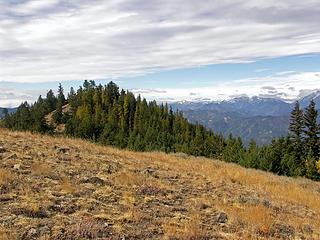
[{"left": 1, "top": 0, "right": 320, "bottom": 107}]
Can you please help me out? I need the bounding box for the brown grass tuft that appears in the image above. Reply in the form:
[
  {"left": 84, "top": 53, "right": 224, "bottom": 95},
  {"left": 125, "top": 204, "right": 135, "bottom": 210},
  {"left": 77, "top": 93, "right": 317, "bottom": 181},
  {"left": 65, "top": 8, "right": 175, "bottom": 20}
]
[
  {"left": 31, "top": 162, "right": 52, "bottom": 177},
  {"left": 60, "top": 177, "right": 76, "bottom": 194},
  {"left": 0, "top": 168, "right": 15, "bottom": 194}
]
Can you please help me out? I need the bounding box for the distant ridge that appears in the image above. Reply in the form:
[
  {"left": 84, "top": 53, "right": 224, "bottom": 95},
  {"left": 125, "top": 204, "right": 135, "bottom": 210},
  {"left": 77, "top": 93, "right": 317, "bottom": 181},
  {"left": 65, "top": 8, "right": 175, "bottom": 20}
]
[
  {"left": 0, "top": 107, "right": 17, "bottom": 119},
  {"left": 170, "top": 90, "right": 320, "bottom": 145}
]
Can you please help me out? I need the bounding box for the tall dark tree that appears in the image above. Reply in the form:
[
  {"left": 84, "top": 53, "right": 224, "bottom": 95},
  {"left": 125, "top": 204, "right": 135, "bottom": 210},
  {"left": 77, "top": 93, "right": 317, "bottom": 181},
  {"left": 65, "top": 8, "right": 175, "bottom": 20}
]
[
  {"left": 303, "top": 100, "right": 319, "bottom": 158},
  {"left": 289, "top": 102, "right": 304, "bottom": 146},
  {"left": 46, "top": 89, "right": 57, "bottom": 112},
  {"left": 288, "top": 101, "right": 305, "bottom": 171},
  {"left": 57, "top": 83, "right": 66, "bottom": 107}
]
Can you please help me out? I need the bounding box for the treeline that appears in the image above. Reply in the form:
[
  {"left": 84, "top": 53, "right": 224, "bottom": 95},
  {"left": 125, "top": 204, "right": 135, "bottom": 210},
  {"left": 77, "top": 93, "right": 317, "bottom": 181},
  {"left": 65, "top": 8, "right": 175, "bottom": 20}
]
[
  {"left": 1, "top": 81, "right": 320, "bottom": 179},
  {"left": 215, "top": 100, "right": 320, "bottom": 179}
]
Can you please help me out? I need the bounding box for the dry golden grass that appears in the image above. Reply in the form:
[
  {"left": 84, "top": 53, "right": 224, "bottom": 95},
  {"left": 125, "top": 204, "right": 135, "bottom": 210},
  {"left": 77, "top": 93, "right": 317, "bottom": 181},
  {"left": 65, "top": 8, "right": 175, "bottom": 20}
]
[
  {"left": 0, "top": 168, "right": 13, "bottom": 183},
  {"left": 59, "top": 177, "right": 77, "bottom": 194},
  {"left": 0, "top": 168, "right": 15, "bottom": 193},
  {"left": 113, "top": 171, "right": 145, "bottom": 187},
  {"left": 233, "top": 205, "right": 275, "bottom": 233},
  {"left": 163, "top": 213, "right": 208, "bottom": 240},
  {"left": 1, "top": 128, "right": 320, "bottom": 239},
  {"left": 30, "top": 161, "right": 52, "bottom": 177},
  {"left": 0, "top": 226, "right": 16, "bottom": 240}
]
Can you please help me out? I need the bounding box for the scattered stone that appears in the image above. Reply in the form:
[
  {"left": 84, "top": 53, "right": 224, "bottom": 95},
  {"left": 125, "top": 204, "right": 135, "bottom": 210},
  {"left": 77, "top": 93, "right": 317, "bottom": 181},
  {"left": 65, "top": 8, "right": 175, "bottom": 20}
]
[
  {"left": 13, "top": 164, "right": 21, "bottom": 170},
  {"left": 199, "top": 202, "right": 210, "bottom": 210},
  {"left": 141, "top": 167, "right": 159, "bottom": 178},
  {"left": 49, "top": 199, "right": 80, "bottom": 214},
  {"left": 105, "top": 164, "right": 120, "bottom": 174},
  {"left": 216, "top": 212, "right": 228, "bottom": 224},
  {"left": 23, "top": 155, "right": 33, "bottom": 160},
  {"left": 142, "top": 167, "right": 155, "bottom": 175},
  {"left": 80, "top": 176, "right": 106, "bottom": 186},
  {"left": 37, "top": 224, "right": 51, "bottom": 236},
  {"left": 22, "top": 144, "right": 31, "bottom": 150},
  {"left": 262, "top": 199, "right": 272, "bottom": 208},
  {"left": 302, "top": 224, "right": 313, "bottom": 234},
  {"left": 58, "top": 155, "right": 73, "bottom": 162},
  {"left": 23, "top": 228, "right": 38, "bottom": 239},
  {"left": 0, "top": 146, "right": 6, "bottom": 153},
  {"left": 36, "top": 207, "right": 48, "bottom": 218},
  {"left": 56, "top": 147, "right": 70, "bottom": 154},
  {"left": 270, "top": 223, "right": 294, "bottom": 238},
  {"left": 238, "top": 195, "right": 264, "bottom": 206},
  {"left": 19, "top": 169, "right": 32, "bottom": 175},
  {"left": 5, "top": 153, "right": 17, "bottom": 160},
  {"left": 138, "top": 184, "right": 164, "bottom": 196},
  {"left": 0, "top": 194, "right": 17, "bottom": 202},
  {"left": 12, "top": 206, "right": 48, "bottom": 218}
]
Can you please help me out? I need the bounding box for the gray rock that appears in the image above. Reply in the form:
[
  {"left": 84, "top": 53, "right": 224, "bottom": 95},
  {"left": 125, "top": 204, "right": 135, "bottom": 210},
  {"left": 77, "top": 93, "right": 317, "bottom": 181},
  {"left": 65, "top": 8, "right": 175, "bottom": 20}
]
[
  {"left": 13, "top": 164, "right": 21, "bottom": 170},
  {"left": 0, "top": 194, "right": 17, "bottom": 202},
  {"left": 23, "top": 155, "right": 33, "bottom": 160},
  {"left": 270, "top": 223, "right": 294, "bottom": 238},
  {"left": 56, "top": 147, "right": 70, "bottom": 154},
  {"left": 81, "top": 176, "right": 106, "bottom": 186},
  {"left": 216, "top": 212, "right": 228, "bottom": 223}
]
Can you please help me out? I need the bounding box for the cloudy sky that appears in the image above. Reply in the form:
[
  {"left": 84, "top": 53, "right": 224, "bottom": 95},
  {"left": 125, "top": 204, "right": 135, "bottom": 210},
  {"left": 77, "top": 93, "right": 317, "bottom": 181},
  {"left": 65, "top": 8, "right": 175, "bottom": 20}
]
[{"left": 1, "top": 0, "right": 320, "bottom": 107}]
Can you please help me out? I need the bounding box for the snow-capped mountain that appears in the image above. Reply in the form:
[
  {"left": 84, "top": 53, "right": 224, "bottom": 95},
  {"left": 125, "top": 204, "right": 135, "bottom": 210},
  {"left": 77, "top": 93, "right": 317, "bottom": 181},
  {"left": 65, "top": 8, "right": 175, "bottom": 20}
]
[{"left": 170, "top": 90, "right": 320, "bottom": 146}]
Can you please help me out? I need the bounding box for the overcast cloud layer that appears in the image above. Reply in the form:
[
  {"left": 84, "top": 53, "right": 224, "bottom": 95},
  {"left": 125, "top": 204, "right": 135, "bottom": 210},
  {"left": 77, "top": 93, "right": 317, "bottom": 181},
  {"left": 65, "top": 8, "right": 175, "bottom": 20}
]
[
  {"left": 1, "top": 0, "right": 320, "bottom": 107},
  {"left": 1, "top": 0, "right": 320, "bottom": 83}
]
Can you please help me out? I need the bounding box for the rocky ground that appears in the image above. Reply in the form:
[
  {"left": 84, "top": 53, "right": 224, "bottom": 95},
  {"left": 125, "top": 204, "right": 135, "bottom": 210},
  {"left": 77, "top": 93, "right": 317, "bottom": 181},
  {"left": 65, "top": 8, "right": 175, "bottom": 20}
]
[{"left": 0, "top": 128, "right": 320, "bottom": 239}]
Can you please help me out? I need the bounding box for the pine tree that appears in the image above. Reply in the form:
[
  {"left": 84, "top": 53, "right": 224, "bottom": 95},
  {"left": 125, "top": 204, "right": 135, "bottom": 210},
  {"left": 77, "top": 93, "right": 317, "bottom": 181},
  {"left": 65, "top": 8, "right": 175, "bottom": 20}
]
[
  {"left": 289, "top": 102, "right": 304, "bottom": 149},
  {"left": 243, "top": 139, "right": 259, "bottom": 168},
  {"left": 288, "top": 101, "right": 305, "bottom": 172},
  {"left": 303, "top": 100, "right": 319, "bottom": 158},
  {"left": 46, "top": 89, "right": 57, "bottom": 112},
  {"left": 57, "top": 83, "right": 66, "bottom": 107},
  {"left": 305, "top": 150, "right": 319, "bottom": 179}
]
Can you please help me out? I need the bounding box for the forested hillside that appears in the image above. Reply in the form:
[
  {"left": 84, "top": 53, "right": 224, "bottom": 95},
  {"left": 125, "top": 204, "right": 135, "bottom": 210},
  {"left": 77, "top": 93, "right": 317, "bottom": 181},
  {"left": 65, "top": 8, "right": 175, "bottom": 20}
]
[
  {"left": 175, "top": 109, "right": 289, "bottom": 146},
  {"left": 170, "top": 95, "right": 320, "bottom": 146},
  {"left": 1, "top": 81, "right": 320, "bottom": 180}
]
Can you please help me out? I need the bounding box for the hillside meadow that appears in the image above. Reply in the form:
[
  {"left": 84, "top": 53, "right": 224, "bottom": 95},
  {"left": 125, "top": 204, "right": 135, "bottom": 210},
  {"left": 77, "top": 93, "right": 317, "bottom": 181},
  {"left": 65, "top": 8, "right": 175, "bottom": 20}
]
[{"left": 0, "top": 128, "right": 320, "bottom": 239}]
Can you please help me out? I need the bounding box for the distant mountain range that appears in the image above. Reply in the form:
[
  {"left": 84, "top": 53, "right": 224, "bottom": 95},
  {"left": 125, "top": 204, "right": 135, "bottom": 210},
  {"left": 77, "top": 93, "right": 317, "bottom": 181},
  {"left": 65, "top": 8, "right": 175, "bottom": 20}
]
[
  {"left": 171, "top": 90, "right": 320, "bottom": 146},
  {"left": 0, "top": 107, "right": 17, "bottom": 119}
]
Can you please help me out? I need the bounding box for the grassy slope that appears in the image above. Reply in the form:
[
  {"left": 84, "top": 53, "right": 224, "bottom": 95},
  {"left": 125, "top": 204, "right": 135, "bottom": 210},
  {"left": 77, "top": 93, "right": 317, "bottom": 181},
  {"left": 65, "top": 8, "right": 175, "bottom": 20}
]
[{"left": 0, "top": 128, "right": 319, "bottom": 239}]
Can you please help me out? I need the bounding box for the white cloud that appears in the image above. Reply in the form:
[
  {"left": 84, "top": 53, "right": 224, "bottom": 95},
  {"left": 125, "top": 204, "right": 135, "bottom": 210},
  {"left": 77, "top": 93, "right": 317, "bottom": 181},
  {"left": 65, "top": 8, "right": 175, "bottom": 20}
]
[
  {"left": 135, "top": 71, "right": 320, "bottom": 102},
  {"left": 2, "top": 71, "right": 319, "bottom": 107},
  {"left": 0, "top": 0, "right": 320, "bottom": 83},
  {"left": 12, "top": 0, "right": 61, "bottom": 15},
  {"left": 0, "top": 87, "right": 45, "bottom": 108}
]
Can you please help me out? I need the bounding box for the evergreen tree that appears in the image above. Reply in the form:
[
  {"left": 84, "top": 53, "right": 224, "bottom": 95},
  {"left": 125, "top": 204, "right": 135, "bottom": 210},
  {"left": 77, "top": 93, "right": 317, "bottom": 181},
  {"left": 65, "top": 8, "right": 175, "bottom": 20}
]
[
  {"left": 303, "top": 100, "right": 319, "bottom": 158},
  {"left": 53, "top": 105, "right": 63, "bottom": 124},
  {"left": 243, "top": 139, "right": 259, "bottom": 168},
  {"left": 57, "top": 83, "right": 66, "bottom": 106},
  {"left": 289, "top": 102, "right": 304, "bottom": 150},
  {"left": 46, "top": 89, "right": 57, "bottom": 112},
  {"left": 305, "top": 150, "right": 319, "bottom": 179},
  {"left": 286, "top": 101, "right": 305, "bottom": 173}
]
